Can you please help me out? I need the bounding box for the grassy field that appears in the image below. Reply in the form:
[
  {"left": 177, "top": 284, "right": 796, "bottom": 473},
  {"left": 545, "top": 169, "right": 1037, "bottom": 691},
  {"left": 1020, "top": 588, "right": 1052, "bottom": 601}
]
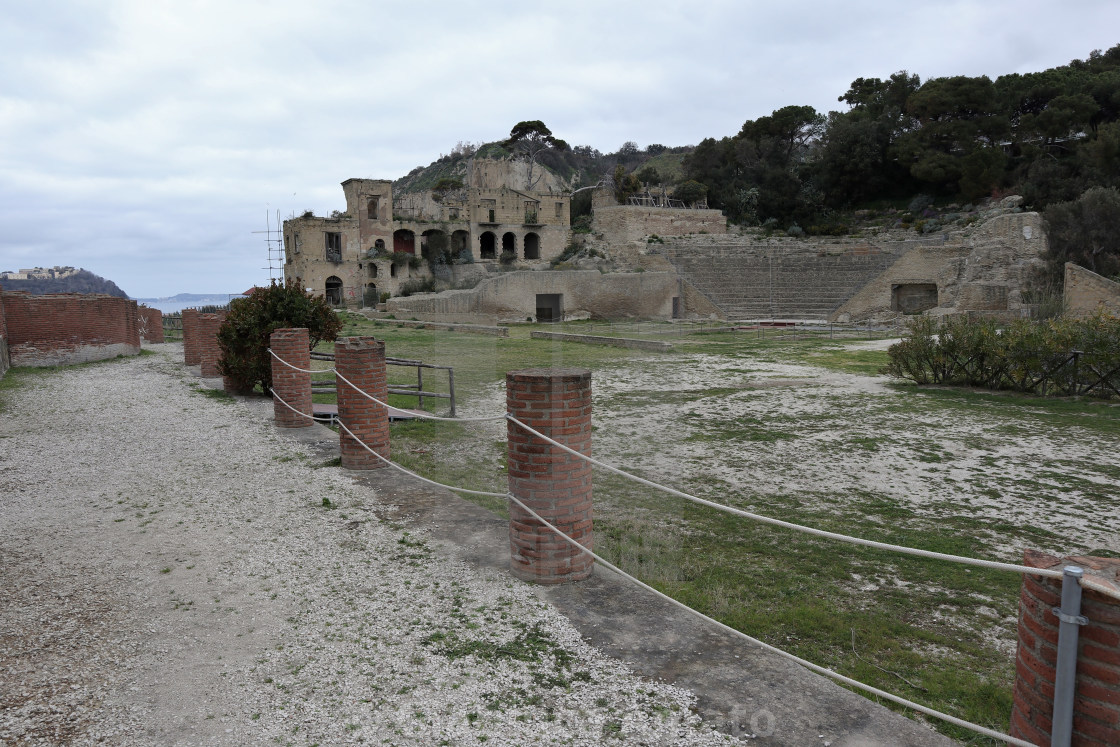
[{"left": 318, "top": 313, "right": 1120, "bottom": 744}]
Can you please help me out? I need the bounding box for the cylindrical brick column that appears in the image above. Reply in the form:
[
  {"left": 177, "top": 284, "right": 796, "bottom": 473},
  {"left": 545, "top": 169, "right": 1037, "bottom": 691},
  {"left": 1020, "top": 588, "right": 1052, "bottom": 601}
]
[
  {"left": 335, "top": 337, "right": 389, "bottom": 469},
  {"left": 506, "top": 368, "right": 593, "bottom": 584},
  {"left": 1010, "top": 550, "right": 1120, "bottom": 746},
  {"left": 137, "top": 307, "right": 164, "bottom": 343},
  {"left": 197, "top": 312, "right": 225, "bottom": 378},
  {"left": 182, "top": 308, "right": 201, "bottom": 366},
  {"left": 270, "top": 328, "right": 313, "bottom": 428}
]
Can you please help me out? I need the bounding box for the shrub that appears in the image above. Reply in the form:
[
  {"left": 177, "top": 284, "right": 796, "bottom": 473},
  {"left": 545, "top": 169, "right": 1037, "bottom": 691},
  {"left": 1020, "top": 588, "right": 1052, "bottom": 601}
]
[
  {"left": 399, "top": 278, "right": 435, "bottom": 296},
  {"left": 216, "top": 282, "right": 343, "bottom": 395}
]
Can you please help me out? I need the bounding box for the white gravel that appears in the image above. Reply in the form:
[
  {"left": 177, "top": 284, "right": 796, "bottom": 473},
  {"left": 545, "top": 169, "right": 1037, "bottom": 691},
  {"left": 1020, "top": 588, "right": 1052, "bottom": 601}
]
[{"left": 0, "top": 345, "right": 745, "bottom": 746}]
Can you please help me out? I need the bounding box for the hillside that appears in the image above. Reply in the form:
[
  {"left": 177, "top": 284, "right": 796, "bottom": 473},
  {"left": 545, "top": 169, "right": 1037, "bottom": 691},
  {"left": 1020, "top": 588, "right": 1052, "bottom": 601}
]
[{"left": 0, "top": 268, "right": 128, "bottom": 298}]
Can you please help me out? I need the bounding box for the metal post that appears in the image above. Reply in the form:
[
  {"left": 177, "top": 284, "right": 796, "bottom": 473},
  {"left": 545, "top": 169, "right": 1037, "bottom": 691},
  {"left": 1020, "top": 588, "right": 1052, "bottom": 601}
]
[
  {"left": 1051, "top": 565, "right": 1087, "bottom": 747},
  {"left": 447, "top": 367, "right": 456, "bottom": 418}
]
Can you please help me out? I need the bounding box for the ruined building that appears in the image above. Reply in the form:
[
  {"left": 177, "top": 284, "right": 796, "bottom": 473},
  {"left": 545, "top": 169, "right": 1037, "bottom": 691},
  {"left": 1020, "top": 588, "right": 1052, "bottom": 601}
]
[{"left": 282, "top": 163, "right": 571, "bottom": 307}]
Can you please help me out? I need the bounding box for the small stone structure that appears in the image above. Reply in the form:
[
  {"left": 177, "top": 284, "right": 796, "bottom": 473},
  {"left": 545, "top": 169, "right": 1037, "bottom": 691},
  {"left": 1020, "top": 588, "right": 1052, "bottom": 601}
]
[
  {"left": 0, "top": 291, "right": 140, "bottom": 367},
  {"left": 1010, "top": 550, "right": 1120, "bottom": 745},
  {"left": 0, "top": 286, "right": 9, "bottom": 377},
  {"left": 1064, "top": 263, "right": 1120, "bottom": 318},
  {"left": 506, "top": 368, "right": 594, "bottom": 584},
  {"left": 335, "top": 337, "right": 389, "bottom": 470}
]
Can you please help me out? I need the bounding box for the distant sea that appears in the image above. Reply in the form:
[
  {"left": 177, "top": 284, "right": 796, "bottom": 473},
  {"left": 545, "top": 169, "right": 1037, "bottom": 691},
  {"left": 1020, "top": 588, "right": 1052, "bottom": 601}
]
[{"left": 132, "top": 294, "right": 248, "bottom": 314}]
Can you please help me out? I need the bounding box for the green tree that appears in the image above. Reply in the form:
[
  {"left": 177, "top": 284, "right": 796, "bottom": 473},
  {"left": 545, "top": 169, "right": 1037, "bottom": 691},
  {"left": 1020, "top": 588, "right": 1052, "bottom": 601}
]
[
  {"left": 1045, "top": 187, "right": 1120, "bottom": 282},
  {"left": 612, "top": 164, "right": 642, "bottom": 204},
  {"left": 672, "top": 180, "right": 708, "bottom": 206},
  {"left": 504, "top": 120, "right": 569, "bottom": 190},
  {"left": 217, "top": 282, "right": 344, "bottom": 395}
]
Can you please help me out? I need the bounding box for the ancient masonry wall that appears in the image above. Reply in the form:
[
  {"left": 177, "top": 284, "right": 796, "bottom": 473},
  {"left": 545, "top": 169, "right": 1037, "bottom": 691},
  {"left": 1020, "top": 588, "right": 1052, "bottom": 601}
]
[
  {"left": 1065, "top": 263, "right": 1120, "bottom": 318},
  {"left": 386, "top": 270, "right": 678, "bottom": 322},
  {"left": 0, "top": 292, "right": 140, "bottom": 367},
  {"left": 592, "top": 205, "right": 727, "bottom": 244},
  {"left": 0, "top": 286, "right": 9, "bottom": 377},
  {"left": 137, "top": 306, "right": 165, "bottom": 343}
]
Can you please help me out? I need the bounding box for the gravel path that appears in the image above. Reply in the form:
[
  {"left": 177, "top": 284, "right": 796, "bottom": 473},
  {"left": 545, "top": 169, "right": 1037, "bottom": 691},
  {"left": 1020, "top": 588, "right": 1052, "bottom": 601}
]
[{"left": 0, "top": 346, "right": 744, "bottom": 746}]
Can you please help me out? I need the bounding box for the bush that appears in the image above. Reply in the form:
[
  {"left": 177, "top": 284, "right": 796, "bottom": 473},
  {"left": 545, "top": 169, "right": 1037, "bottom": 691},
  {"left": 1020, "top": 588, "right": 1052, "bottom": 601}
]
[
  {"left": 885, "top": 312, "right": 1120, "bottom": 398},
  {"left": 398, "top": 278, "right": 435, "bottom": 296},
  {"left": 216, "top": 282, "right": 343, "bottom": 395}
]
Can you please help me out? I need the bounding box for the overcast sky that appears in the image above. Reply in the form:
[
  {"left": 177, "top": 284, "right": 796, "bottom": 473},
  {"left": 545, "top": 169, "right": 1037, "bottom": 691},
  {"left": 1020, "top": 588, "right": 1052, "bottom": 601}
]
[{"left": 1, "top": 1, "right": 1117, "bottom": 298}]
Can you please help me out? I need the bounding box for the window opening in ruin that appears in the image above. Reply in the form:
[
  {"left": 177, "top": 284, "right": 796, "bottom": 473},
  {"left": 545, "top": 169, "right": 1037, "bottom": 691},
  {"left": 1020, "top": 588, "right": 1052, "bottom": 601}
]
[
  {"left": 501, "top": 233, "right": 516, "bottom": 261},
  {"left": 891, "top": 283, "right": 939, "bottom": 314},
  {"left": 555, "top": 202, "right": 563, "bottom": 218},
  {"left": 367, "top": 197, "right": 380, "bottom": 220},
  {"left": 672, "top": 297, "right": 681, "bottom": 319},
  {"left": 364, "top": 283, "right": 378, "bottom": 307},
  {"left": 524, "top": 232, "right": 540, "bottom": 260},
  {"left": 393, "top": 229, "right": 415, "bottom": 254},
  {"left": 390, "top": 263, "right": 397, "bottom": 278},
  {"left": 479, "top": 231, "right": 496, "bottom": 260},
  {"left": 488, "top": 209, "right": 496, "bottom": 223},
  {"left": 369, "top": 264, "right": 378, "bottom": 278},
  {"left": 374, "top": 238, "right": 386, "bottom": 252},
  {"left": 325, "top": 232, "right": 342, "bottom": 263},
  {"left": 536, "top": 294, "right": 562, "bottom": 322},
  {"left": 325, "top": 276, "right": 343, "bottom": 306},
  {"left": 524, "top": 201, "right": 539, "bottom": 224},
  {"left": 448, "top": 207, "right": 460, "bottom": 220}
]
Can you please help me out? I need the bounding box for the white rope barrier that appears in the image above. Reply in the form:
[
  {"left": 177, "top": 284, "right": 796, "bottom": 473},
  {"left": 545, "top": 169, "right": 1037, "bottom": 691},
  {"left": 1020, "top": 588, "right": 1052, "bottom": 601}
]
[
  {"left": 505, "top": 492, "right": 1036, "bottom": 747},
  {"left": 268, "top": 346, "right": 506, "bottom": 423},
  {"left": 268, "top": 384, "right": 1105, "bottom": 743},
  {"left": 269, "top": 388, "right": 507, "bottom": 499},
  {"left": 504, "top": 414, "right": 1120, "bottom": 604}
]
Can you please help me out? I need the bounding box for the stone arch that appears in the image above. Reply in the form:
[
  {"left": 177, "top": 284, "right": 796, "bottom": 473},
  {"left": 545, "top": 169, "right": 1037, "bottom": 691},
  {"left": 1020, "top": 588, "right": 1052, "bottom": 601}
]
[
  {"left": 479, "top": 231, "right": 496, "bottom": 260},
  {"left": 325, "top": 276, "right": 343, "bottom": 306},
  {"left": 421, "top": 229, "right": 448, "bottom": 262},
  {"left": 367, "top": 197, "right": 380, "bottom": 220},
  {"left": 364, "top": 282, "right": 379, "bottom": 306},
  {"left": 502, "top": 232, "right": 516, "bottom": 258},
  {"left": 390, "top": 263, "right": 398, "bottom": 278},
  {"left": 452, "top": 230, "right": 470, "bottom": 261},
  {"left": 368, "top": 263, "right": 378, "bottom": 278},
  {"left": 393, "top": 229, "right": 415, "bottom": 254},
  {"left": 374, "top": 238, "right": 386, "bottom": 253},
  {"left": 524, "top": 232, "right": 540, "bottom": 260}
]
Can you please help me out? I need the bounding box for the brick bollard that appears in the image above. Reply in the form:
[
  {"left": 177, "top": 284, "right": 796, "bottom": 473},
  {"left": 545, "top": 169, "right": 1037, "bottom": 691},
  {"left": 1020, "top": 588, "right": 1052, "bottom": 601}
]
[
  {"left": 335, "top": 337, "right": 389, "bottom": 470},
  {"left": 270, "top": 328, "right": 313, "bottom": 428},
  {"left": 1010, "top": 550, "right": 1120, "bottom": 746},
  {"left": 506, "top": 368, "right": 594, "bottom": 584},
  {"left": 182, "top": 308, "right": 201, "bottom": 366},
  {"left": 197, "top": 312, "right": 225, "bottom": 378}
]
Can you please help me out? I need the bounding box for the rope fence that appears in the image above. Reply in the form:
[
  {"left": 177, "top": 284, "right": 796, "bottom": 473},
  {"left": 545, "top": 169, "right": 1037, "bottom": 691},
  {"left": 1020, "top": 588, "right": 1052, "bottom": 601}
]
[{"left": 263, "top": 345, "right": 1120, "bottom": 745}]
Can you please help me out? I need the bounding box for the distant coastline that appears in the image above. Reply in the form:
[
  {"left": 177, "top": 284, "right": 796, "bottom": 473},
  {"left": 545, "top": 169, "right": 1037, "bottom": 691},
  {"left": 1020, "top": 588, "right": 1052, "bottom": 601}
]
[{"left": 133, "top": 293, "right": 246, "bottom": 314}]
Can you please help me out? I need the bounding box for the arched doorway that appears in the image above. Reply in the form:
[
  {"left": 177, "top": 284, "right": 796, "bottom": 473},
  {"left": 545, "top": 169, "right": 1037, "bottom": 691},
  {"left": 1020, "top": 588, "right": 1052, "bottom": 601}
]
[
  {"left": 364, "top": 282, "right": 378, "bottom": 307},
  {"left": 501, "top": 232, "right": 516, "bottom": 259},
  {"left": 451, "top": 230, "right": 470, "bottom": 262},
  {"left": 479, "top": 231, "right": 496, "bottom": 260},
  {"left": 422, "top": 229, "right": 448, "bottom": 263},
  {"left": 524, "top": 232, "right": 540, "bottom": 260},
  {"left": 393, "top": 229, "right": 415, "bottom": 254},
  {"left": 325, "top": 276, "right": 343, "bottom": 306}
]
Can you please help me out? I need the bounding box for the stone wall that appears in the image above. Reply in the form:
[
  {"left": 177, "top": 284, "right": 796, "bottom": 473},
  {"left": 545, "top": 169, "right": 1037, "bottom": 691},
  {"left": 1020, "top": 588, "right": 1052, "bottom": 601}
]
[
  {"left": 1064, "top": 263, "right": 1120, "bottom": 318},
  {"left": 0, "top": 292, "right": 140, "bottom": 367},
  {"left": 386, "top": 270, "right": 679, "bottom": 322},
  {"left": 592, "top": 204, "right": 727, "bottom": 245}
]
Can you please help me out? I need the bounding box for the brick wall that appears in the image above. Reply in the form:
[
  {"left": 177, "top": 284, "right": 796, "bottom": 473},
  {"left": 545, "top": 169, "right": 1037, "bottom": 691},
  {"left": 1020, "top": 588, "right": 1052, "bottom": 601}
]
[
  {"left": 335, "top": 337, "right": 389, "bottom": 469},
  {"left": 137, "top": 306, "right": 165, "bottom": 343},
  {"left": 197, "top": 312, "right": 226, "bottom": 377},
  {"left": 1010, "top": 550, "right": 1120, "bottom": 746},
  {"left": 0, "top": 292, "right": 140, "bottom": 367},
  {"left": 182, "top": 309, "right": 201, "bottom": 366},
  {"left": 0, "top": 284, "right": 9, "bottom": 377},
  {"left": 1065, "top": 263, "right": 1120, "bottom": 318}
]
